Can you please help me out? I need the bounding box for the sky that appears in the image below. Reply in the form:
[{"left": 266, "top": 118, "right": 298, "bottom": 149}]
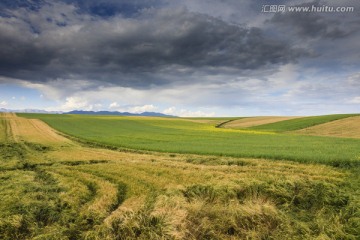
[{"left": 0, "top": 0, "right": 359, "bottom": 116}]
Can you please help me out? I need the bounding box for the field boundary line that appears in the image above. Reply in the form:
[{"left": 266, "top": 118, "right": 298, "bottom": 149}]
[{"left": 215, "top": 119, "right": 238, "bottom": 128}]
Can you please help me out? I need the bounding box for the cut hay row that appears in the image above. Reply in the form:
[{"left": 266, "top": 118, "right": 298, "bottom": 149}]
[
  {"left": 74, "top": 152, "right": 355, "bottom": 238},
  {"left": 0, "top": 168, "right": 68, "bottom": 239},
  {"left": 46, "top": 167, "right": 127, "bottom": 239},
  {"left": 75, "top": 164, "right": 157, "bottom": 198},
  {"left": 49, "top": 146, "right": 356, "bottom": 238},
  {"left": 49, "top": 167, "right": 119, "bottom": 219},
  {"left": 46, "top": 170, "right": 93, "bottom": 209},
  {"left": 66, "top": 160, "right": 357, "bottom": 239}
]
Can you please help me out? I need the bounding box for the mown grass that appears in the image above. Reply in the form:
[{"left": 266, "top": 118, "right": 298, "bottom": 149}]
[
  {"left": 51, "top": 159, "right": 360, "bottom": 239},
  {"left": 5, "top": 157, "right": 359, "bottom": 240},
  {"left": 0, "top": 118, "right": 7, "bottom": 142},
  {"left": 0, "top": 112, "right": 11, "bottom": 142},
  {"left": 19, "top": 113, "right": 360, "bottom": 167},
  {"left": 26, "top": 156, "right": 354, "bottom": 240},
  {"left": 249, "top": 114, "right": 359, "bottom": 132}
]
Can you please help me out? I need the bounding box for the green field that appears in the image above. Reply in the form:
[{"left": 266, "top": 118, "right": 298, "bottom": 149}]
[
  {"left": 248, "top": 114, "right": 359, "bottom": 132},
  {"left": 19, "top": 113, "right": 360, "bottom": 167}
]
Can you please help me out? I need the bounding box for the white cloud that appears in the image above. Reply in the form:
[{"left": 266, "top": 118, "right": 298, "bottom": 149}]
[
  {"left": 347, "top": 72, "right": 360, "bottom": 87},
  {"left": 109, "top": 102, "right": 119, "bottom": 109},
  {"left": 109, "top": 103, "right": 157, "bottom": 113},
  {"left": 163, "top": 106, "right": 177, "bottom": 115},
  {"left": 0, "top": 101, "right": 8, "bottom": 107},
  {"left": 163, "top": 106, "right": 215, "bottom": 117},
  {"left": 349, "top": 96, "right": 360, "bottom": 104},
  {"left": 179, "top": 109, "right": 215, "bottom": 117},
  {"left": 59, "top": 97, "right": 92, "bottom": 111},
  {"left": 129, "top": 104, "right": 157, "bottom": 113}
]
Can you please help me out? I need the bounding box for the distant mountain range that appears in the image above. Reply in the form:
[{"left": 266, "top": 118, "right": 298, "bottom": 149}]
[
  {"left": 66, "top": 110, "right": 175, "bottom": 117},
  {"left": 0, "top": 108, "right": 175, "bottom": 117}
]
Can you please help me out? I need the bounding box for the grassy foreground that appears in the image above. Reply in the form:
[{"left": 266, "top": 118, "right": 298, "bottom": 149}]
[
  {"left": 19, "top": 113, "right": 360, "bottom": 167},
  {"left": 0, "top": 113, "right": 359, "bottom": 239}
]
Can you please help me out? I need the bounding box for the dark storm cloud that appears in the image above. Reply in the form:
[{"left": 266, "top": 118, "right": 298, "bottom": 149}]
[
  {"left": 0, "top": 0, "right": 164, "bottom": 17},
  {"left": 0, "top": 2, "right": 304, "bottom": 88},
  {"left": 269, "top": 1, "right": 360, "bottom": 40},
  {"left": 0, "top": 0, "right": 45, "bottom": 13},
  {"left": 0, "top": 26, "right": 54, "bottom": 72},
  {"left": 61, "top": 0, "right": 166, "bottom": 17}
]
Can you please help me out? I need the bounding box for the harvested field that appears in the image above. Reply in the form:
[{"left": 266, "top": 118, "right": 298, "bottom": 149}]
[
  {"left": 9, "top": 116, "right": 72, "bottom": 145},
  {"left": 296, "top": 116, "right": 360, "bottom": 138},
  {"left": 222, "top": 116, "right": 300, "bottom": 128}
]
